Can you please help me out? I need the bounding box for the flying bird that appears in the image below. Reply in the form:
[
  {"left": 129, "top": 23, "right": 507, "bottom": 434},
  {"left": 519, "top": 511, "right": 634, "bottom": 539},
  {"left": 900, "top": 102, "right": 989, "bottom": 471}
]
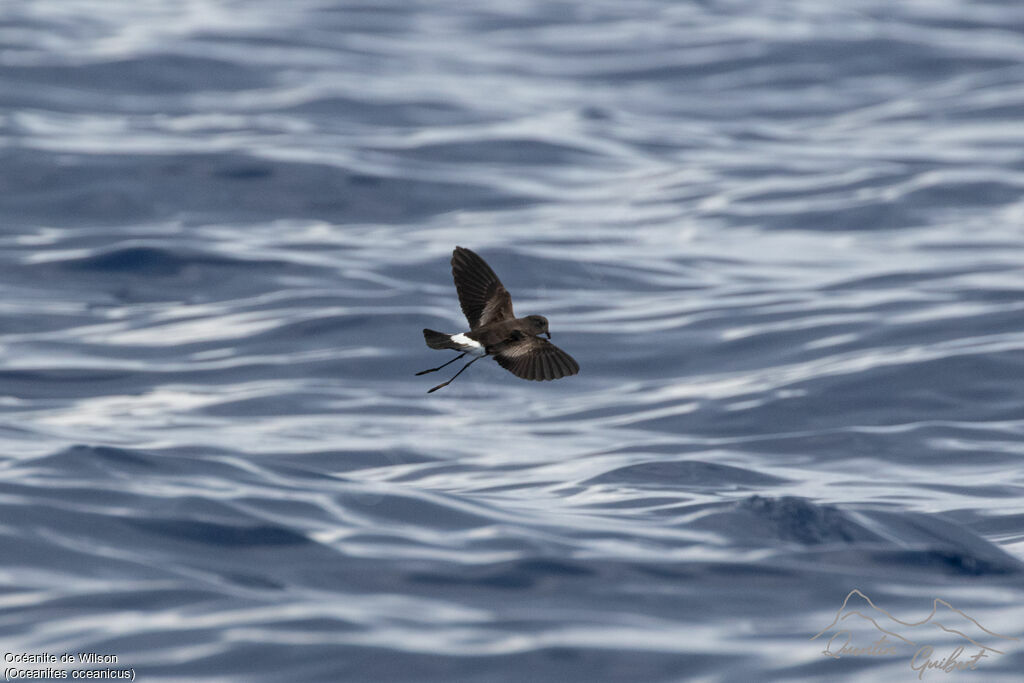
[{"left": 418, "top": 246, "right": 579, "bottom": 393}]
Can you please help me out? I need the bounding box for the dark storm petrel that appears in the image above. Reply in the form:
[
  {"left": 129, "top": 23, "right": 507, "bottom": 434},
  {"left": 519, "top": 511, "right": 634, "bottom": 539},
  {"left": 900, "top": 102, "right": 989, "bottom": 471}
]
[{"left": 417, "top": 246, "right": 579, "bottom": 393}]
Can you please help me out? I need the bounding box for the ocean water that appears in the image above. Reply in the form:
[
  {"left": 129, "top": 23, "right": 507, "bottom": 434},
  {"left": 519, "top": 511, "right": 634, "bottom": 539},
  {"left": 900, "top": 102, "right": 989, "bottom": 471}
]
[{"left": 1, "top": 1, "right": 1023, "bottom": 681}]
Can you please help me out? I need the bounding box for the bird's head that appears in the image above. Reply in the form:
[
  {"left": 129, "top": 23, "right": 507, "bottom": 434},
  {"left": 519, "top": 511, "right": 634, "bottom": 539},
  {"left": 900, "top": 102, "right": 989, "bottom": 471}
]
[{"left": 526, "top": 315, "right": 551, "bottom": 338}]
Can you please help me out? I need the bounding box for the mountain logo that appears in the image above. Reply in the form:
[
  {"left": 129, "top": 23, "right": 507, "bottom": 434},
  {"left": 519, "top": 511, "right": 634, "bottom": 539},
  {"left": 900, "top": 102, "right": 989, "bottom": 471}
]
[{"left": 811, "top": 589, "right": 1017, "bottom": 678}]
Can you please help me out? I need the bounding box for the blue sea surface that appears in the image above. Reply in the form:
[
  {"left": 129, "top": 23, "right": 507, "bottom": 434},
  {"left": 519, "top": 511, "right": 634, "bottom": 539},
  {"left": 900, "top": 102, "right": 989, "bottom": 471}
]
[{"left": 1, "top": 1, "right": 1023, "bottom": 681}]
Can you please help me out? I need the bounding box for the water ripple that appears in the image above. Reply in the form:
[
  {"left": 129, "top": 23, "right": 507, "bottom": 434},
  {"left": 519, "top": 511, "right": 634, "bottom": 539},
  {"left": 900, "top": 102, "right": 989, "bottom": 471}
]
[{"left": 2, "top": 0, "right": 1024, "bottom": 681}]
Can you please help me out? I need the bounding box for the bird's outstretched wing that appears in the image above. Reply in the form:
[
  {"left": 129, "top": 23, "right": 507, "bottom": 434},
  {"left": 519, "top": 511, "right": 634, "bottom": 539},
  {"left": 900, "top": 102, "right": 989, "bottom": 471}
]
[
  {"left": 494, "top": 335, "right": 579, "bottom": 381},
  {"left": 451, "top": 246, "right": 514, "bottom": 329}
]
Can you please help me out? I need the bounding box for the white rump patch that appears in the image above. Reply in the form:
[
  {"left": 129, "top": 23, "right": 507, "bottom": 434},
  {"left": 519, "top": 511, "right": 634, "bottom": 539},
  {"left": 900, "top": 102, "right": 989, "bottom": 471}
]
[{"left": 451, "top": 333, "right": 486, "bottom": 356}]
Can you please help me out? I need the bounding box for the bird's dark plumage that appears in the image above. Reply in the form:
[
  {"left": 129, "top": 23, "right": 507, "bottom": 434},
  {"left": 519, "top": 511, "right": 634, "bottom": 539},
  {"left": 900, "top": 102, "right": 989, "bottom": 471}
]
[
  {"left": 418, "top": 246, "right": 579, "bottom": 391},
  {"left": 451, "top": 246, "right": 514, "bottom": 329},
  {"left": 493, "top": 334, "right": 579, "bottom": 381},
  {"left": 422, "top": 328, "right": 455, "bottom": 350}
]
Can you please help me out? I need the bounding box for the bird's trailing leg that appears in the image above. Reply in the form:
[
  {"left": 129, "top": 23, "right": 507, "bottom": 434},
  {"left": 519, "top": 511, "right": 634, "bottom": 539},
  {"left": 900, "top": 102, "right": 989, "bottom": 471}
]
[
  {"left": 427, "top": 356, "right": 481, "bottom": 393},
  {"left": 415, "top": 352, "right": 466, "bottom": 376}
]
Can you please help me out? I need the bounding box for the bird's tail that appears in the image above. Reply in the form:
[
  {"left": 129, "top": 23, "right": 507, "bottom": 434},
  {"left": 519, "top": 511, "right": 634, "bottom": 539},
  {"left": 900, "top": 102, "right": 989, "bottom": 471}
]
[{"left": 423, "top": 329, "right": 456, "bottom": 350}]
